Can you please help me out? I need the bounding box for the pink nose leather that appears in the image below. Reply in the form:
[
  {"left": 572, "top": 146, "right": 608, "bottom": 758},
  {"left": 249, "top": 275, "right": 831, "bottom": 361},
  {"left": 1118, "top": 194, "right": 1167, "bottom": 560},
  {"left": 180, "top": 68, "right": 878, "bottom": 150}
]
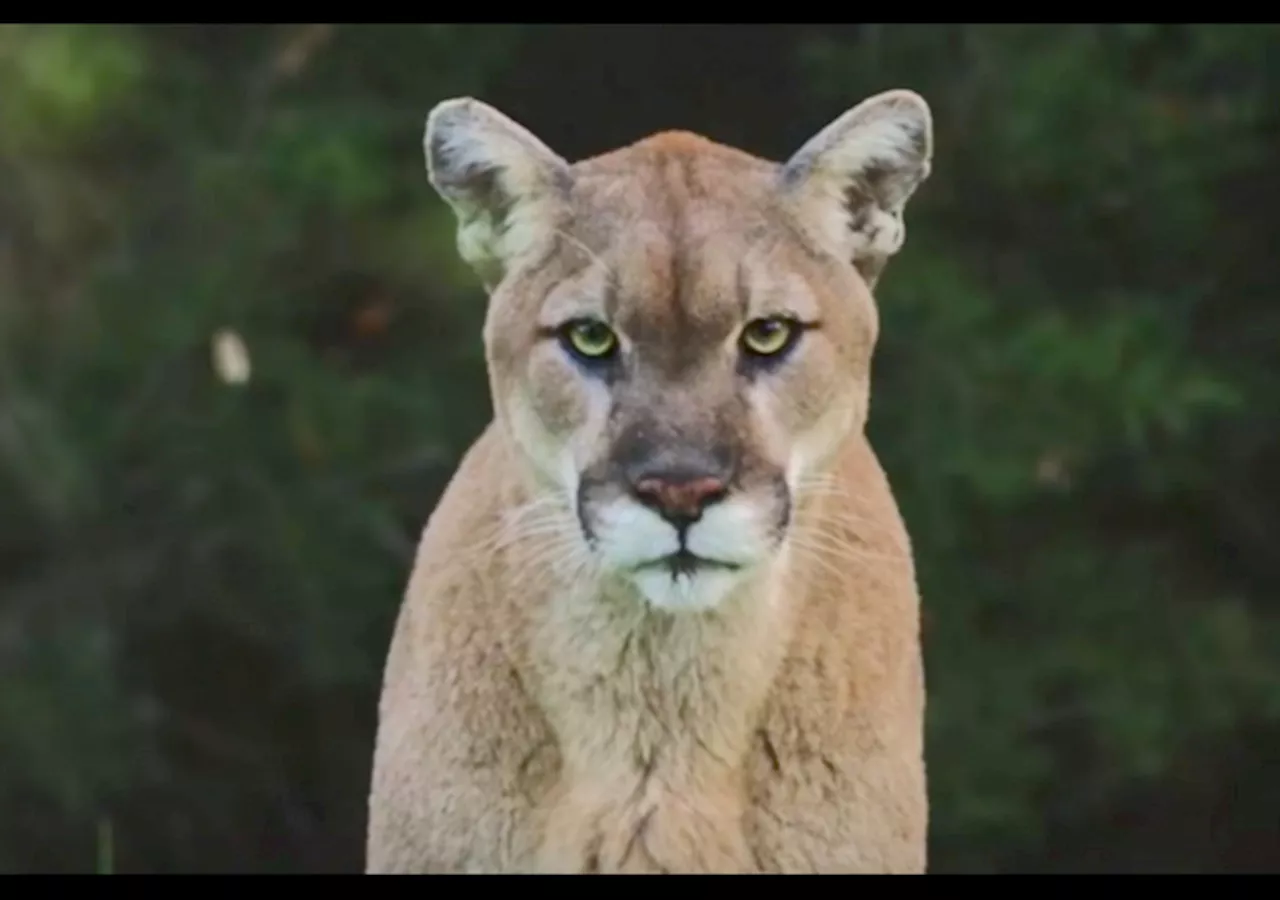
[{"left": 632, "top": 475, "right": 727, "bottom": 521}]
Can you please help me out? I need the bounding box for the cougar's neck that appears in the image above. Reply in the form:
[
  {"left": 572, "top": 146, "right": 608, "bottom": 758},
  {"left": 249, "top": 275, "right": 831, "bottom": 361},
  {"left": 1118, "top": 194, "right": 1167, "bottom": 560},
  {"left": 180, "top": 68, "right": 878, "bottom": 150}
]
[{"left": 510, "top": 528, "right": 799, "bottom": 789}]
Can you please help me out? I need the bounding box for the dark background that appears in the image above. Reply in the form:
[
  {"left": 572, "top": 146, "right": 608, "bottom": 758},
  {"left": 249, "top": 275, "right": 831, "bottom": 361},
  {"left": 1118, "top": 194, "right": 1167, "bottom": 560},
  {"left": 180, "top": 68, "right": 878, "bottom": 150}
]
[{"left": 2, "top": 24, "right": 1278, "bottom": 873}]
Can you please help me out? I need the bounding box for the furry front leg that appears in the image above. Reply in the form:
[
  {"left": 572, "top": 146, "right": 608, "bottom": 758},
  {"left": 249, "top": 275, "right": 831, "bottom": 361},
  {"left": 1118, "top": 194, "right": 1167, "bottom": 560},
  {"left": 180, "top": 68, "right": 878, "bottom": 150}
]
[
  {"left": 365, "top": 731, "right": 555, "bottom": 873},
  {"left": 531, "top": 781, "right": 761, "bottom": 874}
]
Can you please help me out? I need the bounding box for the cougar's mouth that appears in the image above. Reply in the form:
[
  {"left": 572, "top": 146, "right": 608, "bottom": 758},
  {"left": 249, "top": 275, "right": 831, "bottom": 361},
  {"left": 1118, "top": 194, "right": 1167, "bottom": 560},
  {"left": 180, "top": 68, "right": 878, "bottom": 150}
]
[{"left": 634, "top": 549, "right": 742, "bottom": 578}]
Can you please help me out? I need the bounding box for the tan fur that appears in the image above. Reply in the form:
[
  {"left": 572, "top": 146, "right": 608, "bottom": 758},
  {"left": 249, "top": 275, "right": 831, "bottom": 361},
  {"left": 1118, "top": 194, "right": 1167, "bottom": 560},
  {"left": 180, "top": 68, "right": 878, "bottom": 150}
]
[{"left": 367, "top": 92, "right": 933, "bottom": 874}]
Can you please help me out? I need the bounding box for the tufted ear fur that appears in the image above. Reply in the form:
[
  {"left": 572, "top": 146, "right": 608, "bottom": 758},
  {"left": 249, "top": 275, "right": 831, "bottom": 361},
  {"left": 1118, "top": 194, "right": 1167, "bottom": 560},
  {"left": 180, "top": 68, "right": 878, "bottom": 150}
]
[
  {"left": 779, "top": 90, "right": 933, "bottom": 288},
  {"left": 425, "top": 98, "right": 572, "bottom": 291}
]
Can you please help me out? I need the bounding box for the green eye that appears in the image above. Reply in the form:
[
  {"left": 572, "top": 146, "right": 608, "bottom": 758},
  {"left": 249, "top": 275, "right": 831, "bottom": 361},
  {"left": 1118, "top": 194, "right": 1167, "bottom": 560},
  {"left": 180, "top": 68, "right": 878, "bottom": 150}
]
[
  {"left": 561, "top": 319, "right": 618, "bottom": 360},
  {"left": 740, "top": 317, "right": 798, "bottom": 358}
]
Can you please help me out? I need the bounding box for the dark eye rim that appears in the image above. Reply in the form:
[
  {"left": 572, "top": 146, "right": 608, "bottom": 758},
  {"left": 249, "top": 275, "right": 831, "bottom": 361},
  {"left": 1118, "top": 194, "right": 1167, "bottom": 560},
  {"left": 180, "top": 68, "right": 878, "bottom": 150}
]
[
  {"left": 738, "top": 315, "right": 812, "bottom": 360},
  {"left": 555, "top": 317, "right": 619, "bottom": 363}
]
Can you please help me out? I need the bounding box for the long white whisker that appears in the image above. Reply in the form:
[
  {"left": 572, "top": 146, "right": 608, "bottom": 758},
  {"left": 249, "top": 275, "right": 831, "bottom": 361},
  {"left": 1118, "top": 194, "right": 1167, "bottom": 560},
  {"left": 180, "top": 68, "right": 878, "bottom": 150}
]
[{"left": 786, "top": 531, "right": 909, "bottom": 571}]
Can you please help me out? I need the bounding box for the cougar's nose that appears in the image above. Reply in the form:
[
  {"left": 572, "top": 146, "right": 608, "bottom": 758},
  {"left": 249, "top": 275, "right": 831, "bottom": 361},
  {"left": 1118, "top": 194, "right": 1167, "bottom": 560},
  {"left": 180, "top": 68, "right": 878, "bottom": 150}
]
[{"left": 629, "top": 462, "right": 729, "bottom": 526}]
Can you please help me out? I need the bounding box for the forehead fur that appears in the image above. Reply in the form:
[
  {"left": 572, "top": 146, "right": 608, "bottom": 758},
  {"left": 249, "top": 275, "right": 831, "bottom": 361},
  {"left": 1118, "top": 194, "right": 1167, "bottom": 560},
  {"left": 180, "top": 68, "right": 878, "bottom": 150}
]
[
  {"left": 531, "top": 132, "right": 860, "bottom": 336},
  {"left": 574, "top": 131, "right": 776, "bottom": 217},
  {"left": 567, "top": 130, "right": 812, "bottom": 267}
]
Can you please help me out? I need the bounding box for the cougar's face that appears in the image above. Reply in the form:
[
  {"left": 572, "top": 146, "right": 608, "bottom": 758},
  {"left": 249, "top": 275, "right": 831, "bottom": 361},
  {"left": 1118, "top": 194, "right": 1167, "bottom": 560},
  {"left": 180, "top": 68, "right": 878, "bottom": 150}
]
[
  {"left": 485, "top": 160, "right": 877, "bottom": 613},
  {"left": 428, "top": 94, "right": 929, "bottom": 612}
]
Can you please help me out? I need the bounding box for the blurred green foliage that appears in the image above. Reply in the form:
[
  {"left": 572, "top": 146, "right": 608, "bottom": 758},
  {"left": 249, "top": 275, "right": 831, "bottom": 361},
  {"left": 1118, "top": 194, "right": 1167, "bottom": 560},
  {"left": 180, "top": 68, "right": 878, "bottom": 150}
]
[{"left": 1, "top": 24, "right": 1278, "bottom": 872}]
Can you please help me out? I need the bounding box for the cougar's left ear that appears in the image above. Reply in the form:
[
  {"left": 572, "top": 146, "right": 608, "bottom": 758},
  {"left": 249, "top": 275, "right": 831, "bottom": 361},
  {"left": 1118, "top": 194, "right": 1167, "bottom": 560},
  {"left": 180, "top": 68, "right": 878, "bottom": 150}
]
[
  {"left": 425, "top": 98, "right": 572, "bottom": 291},
  {"left": 779, "top": 90, "right": 933, "bottom": 288}
]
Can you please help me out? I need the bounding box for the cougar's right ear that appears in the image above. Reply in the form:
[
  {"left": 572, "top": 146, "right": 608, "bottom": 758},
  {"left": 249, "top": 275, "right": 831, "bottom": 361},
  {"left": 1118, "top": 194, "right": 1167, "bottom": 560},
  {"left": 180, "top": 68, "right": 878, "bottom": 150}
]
[
  {"left": 425, "top": 98, "right": 572, "bottom": 291},
  {"left": 779, "top": 90, "right": 933, "bottom": 289}
]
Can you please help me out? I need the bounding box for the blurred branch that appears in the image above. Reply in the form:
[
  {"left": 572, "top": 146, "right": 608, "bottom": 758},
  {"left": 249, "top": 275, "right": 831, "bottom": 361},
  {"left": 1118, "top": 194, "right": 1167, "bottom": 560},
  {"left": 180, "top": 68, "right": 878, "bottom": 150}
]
[
  {"left": 270, "top": 24, "right": 334, "bottom": 80},
  {"left": 96, "top": 818, "right": 114, "bottom": 875},
  {"left": 237, "top": 24, "right": 335, "bottom": 153}
]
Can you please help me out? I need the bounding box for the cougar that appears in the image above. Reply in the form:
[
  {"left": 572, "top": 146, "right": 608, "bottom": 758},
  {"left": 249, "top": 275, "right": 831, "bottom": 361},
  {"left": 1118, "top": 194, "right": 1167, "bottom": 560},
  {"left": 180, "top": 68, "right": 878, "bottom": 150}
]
[{"left": 366, "top": 89, "right": 933, "bottom": 873}]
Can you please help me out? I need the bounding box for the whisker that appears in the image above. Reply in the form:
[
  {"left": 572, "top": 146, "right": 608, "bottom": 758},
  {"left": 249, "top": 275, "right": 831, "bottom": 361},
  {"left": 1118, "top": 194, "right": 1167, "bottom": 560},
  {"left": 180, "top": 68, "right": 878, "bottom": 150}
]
[
  {"left": 788, "top": 525, "right": 910, "bottom": 560},
  {"left": 505, "top": 533, "right": 599, "bottom": 590},
  {"left": 785, "top": 539, "right": 864, "bottom": 585},
  {"left": 483, "top": 520, "right": 581, "bottom": 555},
  {"left": 471, "top": 496, "right": 580, "bottom": 556},
  {"left": 786, "top": 527, "right": 911, "bottom": 567}
]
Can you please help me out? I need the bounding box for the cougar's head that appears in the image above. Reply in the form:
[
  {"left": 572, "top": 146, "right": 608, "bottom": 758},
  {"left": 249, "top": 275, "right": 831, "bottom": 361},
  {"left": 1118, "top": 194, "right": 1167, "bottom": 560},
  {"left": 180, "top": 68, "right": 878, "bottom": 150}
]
[{"left": 425, "top": 92, "right": 932, "bottom": 612}]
